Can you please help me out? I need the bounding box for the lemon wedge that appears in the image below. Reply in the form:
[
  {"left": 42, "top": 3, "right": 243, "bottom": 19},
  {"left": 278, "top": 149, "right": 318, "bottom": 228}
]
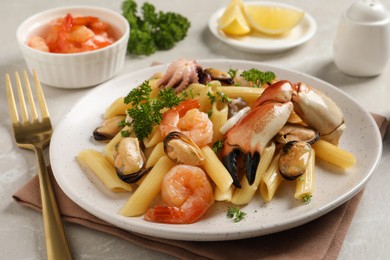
[
  {"left": 218, "top": 0, "right": 251, "bottom": 36},
  {"left": 245, "top": 5, "right": 304, "bottom": 35}
]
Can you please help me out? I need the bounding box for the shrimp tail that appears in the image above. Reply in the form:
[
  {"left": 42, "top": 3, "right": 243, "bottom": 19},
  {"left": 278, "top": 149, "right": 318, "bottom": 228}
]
[{"left": 145, "top": 205, "right": 187, "bottom": 224}]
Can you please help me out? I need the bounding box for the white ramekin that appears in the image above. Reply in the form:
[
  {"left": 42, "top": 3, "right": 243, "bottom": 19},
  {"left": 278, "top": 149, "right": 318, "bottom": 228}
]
[{"left": 17, "top": 6, "right": 130, "bottom": 89}]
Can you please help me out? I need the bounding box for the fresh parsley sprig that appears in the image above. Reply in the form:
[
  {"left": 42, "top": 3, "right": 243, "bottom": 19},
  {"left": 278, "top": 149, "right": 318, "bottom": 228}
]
[
  {"left": 240, "top": 68, "right": 276, "bottom": 88},
  {"left": 124, "top": 81, "right": 183, "bottom": 140},
  {"left": 121, "top": 0, "right": 190, "bottom": 56},
  {"left": 227, "top": 68, "right": 238, "bottom": 79}
]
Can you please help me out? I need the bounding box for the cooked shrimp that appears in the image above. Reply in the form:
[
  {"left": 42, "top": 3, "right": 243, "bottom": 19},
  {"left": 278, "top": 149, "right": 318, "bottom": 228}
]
[
  {"left": 30, "top": 13, "right": 114, "bottom": 53},
  {"left": 144, "top": 165, "right": 214, "bottom": 224},
  {"left": 28, "top": 36, "right": 49, "bottom": 52},
  {"left": 160, "top": 99, "right": 213, "bottom": 147}
]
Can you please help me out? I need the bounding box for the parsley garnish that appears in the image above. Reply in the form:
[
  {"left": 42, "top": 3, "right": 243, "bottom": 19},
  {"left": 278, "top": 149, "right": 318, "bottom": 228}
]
[
  {"left": 227, "top": 207, "right": 246, "bottom": 222},
  {"left": 207, "top": 91, "right": 232, "bottom": 105},
  {"left": 212, "top": 140, "right": 224, "bottom": 153},
  {"left": 207, "top": 92, "right": 216, "bottom": 104},
  {"left": 227, "top": 68, "right": 238, "bottom": 78},
  {"left": 207, "top": 109, "right": 213, "bottom": 117},
  {"left": 121, "top": 0, "right": 190, "bottom": 55},
  {"left": 124, "top": 81, "right": 183, "bottom": 140},
  {"left": 240, "top": 69, "right": 276, "bottom": 87},
  {"left": 118, "top": 119, "right": 131, "bottom": 128},
  {"left": 302, "top": 194, "right": 312, "bottom": 204},
  {"left": 121, "top": 130, "right": 130, "bottom": 137}
]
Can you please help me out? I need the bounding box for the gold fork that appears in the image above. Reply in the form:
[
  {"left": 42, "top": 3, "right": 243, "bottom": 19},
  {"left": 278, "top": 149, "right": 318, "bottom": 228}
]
[{"left": 6, "top": 70, "right": 72, "bottom": 260}]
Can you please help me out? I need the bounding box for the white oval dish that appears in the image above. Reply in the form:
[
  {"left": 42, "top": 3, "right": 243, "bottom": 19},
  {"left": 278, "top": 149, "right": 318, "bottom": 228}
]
[
  {"left": 50, "top": 59, "right": 382, "bottom": 241},
  {"left": 208, "top": 2, "right": 317, "bottom": 54}
]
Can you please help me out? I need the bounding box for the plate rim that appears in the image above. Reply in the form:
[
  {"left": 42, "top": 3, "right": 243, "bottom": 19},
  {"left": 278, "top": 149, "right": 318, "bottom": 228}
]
[
  {"left": 50, "top": 59, "right": 382, "bottom": 241},
  {"left": 208, "top": 1, "right": 317, "bottom": 53}
]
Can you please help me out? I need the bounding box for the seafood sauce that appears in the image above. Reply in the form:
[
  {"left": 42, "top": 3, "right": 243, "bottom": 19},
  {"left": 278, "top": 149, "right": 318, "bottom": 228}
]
[{"left": 28, "top": 13, "right": 115, "bottom": 53}]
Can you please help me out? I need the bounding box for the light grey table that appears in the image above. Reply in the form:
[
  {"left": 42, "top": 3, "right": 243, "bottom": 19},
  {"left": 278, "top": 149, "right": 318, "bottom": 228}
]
[{"left": 1, "top": 0, "right": 389, "bottom": 259}]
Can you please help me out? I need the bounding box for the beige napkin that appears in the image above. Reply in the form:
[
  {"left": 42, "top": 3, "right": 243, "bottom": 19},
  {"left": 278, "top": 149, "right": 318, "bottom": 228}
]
[{"left": 12, "top": 114, "right": 388, "bottom": 259}]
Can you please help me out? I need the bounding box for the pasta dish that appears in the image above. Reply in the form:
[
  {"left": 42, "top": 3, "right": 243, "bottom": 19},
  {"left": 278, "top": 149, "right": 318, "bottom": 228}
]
[{"left": 76, "top": 58, "right": 356, "bottom": 224}]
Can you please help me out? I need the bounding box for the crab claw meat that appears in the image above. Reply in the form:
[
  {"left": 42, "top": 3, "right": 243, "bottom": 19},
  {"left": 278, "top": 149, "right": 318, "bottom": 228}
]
[{"left": 222, "top": 101, "right": 293, "bottom": 187}]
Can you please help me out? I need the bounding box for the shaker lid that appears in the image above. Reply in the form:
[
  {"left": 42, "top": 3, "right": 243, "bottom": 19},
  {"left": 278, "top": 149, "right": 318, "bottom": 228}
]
[{"left": 346, "top": 0, "right": 389, "bottom": 22}]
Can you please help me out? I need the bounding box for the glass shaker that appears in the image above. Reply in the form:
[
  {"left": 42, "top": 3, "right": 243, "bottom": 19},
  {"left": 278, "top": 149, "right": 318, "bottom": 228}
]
[{"left": 333, "top": 0, "right": 390, "bottom": 77}]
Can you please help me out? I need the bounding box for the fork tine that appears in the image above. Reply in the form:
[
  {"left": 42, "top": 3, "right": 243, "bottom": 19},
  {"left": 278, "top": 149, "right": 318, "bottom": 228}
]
[
  {"left": 15, "top": 71, "right": 29, "bottom": 124},
  {"left": 33, "top": 70, "right": 50, "bottom": 119},
  {"left": 5, "top": 73, "right": 19, "bottom": 124},
  {"left": 23, "top": 70, "right": 39, "bottom": 122}
]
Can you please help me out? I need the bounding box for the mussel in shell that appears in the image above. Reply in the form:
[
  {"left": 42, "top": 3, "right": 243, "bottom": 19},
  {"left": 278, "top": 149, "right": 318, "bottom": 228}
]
[
  {"left": 275, "top": 123, "right": 319, "bottom": 145},
  {"left": 163, "top": 131, "right": 205, "bottom": 166},
  {"left": 93, "top": 115, "right": 126, "bottom": 142},
  {"left": 200, "top": 68, "right": 234, "bottom": 85},
  {"left": 278, "top": 141, "right": 312, "bottom": 180},
  {"left": 113, "top": 137, "right": 150, "bottom": 183}
]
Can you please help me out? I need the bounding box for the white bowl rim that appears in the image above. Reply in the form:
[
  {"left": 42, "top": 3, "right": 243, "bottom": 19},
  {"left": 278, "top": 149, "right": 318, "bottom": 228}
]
[{"left": 16, "top": 5, "right": 130, "bottom": 57}]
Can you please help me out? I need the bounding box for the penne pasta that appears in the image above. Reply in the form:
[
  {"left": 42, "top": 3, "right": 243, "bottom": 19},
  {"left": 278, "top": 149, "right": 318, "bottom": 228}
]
[
  {"left": 77, "top": 149, "right": 132, "bottom": 192},
  {"left": 145, "top": 142, "right": 165, "bottom": 168},
  {"left": 216, "top": 86, "right": 264, "bottom": 106},
  {"left": 180, "top": 83, "right": 211, "bottom": 112},
  {"left": 143, "top": 125, "right": 164, "bottom": 148},
  {"left": 214, "top": 185, "right": 234, "bottom": 202},
  {"left": 312, "top": 139, "right": 356, "bottom": 169},
  {"left": 294, "top": 149, "right": 316, "bottom": 201},
  {"left": 201, "top": 145, "right": 233, "bottom": 192},
  {"left": 119, "top": 156, "right": 175, "bottom": 216},
  {"left": 209, "top": 102, "right": 229, "bottom": 143},
  {"left": 103, "top": 97, "right": 131, "bottom": 119},
  {"left": 259, "top": 153, "right": 283, "bottom": 202},
  {"left": 231, "top": 142, "right": 276, "bottom": 205}
]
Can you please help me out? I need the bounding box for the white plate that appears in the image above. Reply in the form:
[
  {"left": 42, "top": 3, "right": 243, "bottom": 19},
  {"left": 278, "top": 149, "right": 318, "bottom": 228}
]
[
  {"left": 209, "top": 2, "right": 317, "bottom": 53},
  {"left": 50, "top": 59, "right": 382, "bottom": 241}
]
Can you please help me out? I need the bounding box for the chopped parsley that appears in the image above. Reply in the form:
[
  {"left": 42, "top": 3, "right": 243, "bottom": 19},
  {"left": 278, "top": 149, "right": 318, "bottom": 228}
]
[
  {"left": 207, "top": 109, "right": 213, "bottom": 118},
  {"left": 212, "top": 140, "right": 224, "bottom": 153},
  {"left": 181, "top": 88, "right": 196, "bottom": 99},
  {"left": 207, "top": 92, "right": 216, "bottom": 104},
  {"left": 227, "top": 206, "right": 246, "bottom": 222},
  {"left": 302, "top": 194, "right": 312, "bottom": 204},
  {"left": 207, "top": 91, "right": 232, "bottom": 105},
  {"left": 121, "top": 129, "right": 131, "bottom": 138},
  {"left": 124, "top": 81, "right": 183, "bottom": 140},
  {"left": 118, "top": 119, "right": 131, "bottom": 128}
]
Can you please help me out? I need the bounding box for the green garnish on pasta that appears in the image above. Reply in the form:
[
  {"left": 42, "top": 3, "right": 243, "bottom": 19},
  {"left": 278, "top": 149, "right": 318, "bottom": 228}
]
[
  {"left": 240, "top": 68, "right": 276, "bottom": 87},
  {"left": 302, "top": 194, "right": 312, "bottom": 204},
  {"left": 212, "top": 140, "right": 224, "bottom": 153},
  {"left": 124, "top": 81, "right": 183, "bottom": 140}
]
